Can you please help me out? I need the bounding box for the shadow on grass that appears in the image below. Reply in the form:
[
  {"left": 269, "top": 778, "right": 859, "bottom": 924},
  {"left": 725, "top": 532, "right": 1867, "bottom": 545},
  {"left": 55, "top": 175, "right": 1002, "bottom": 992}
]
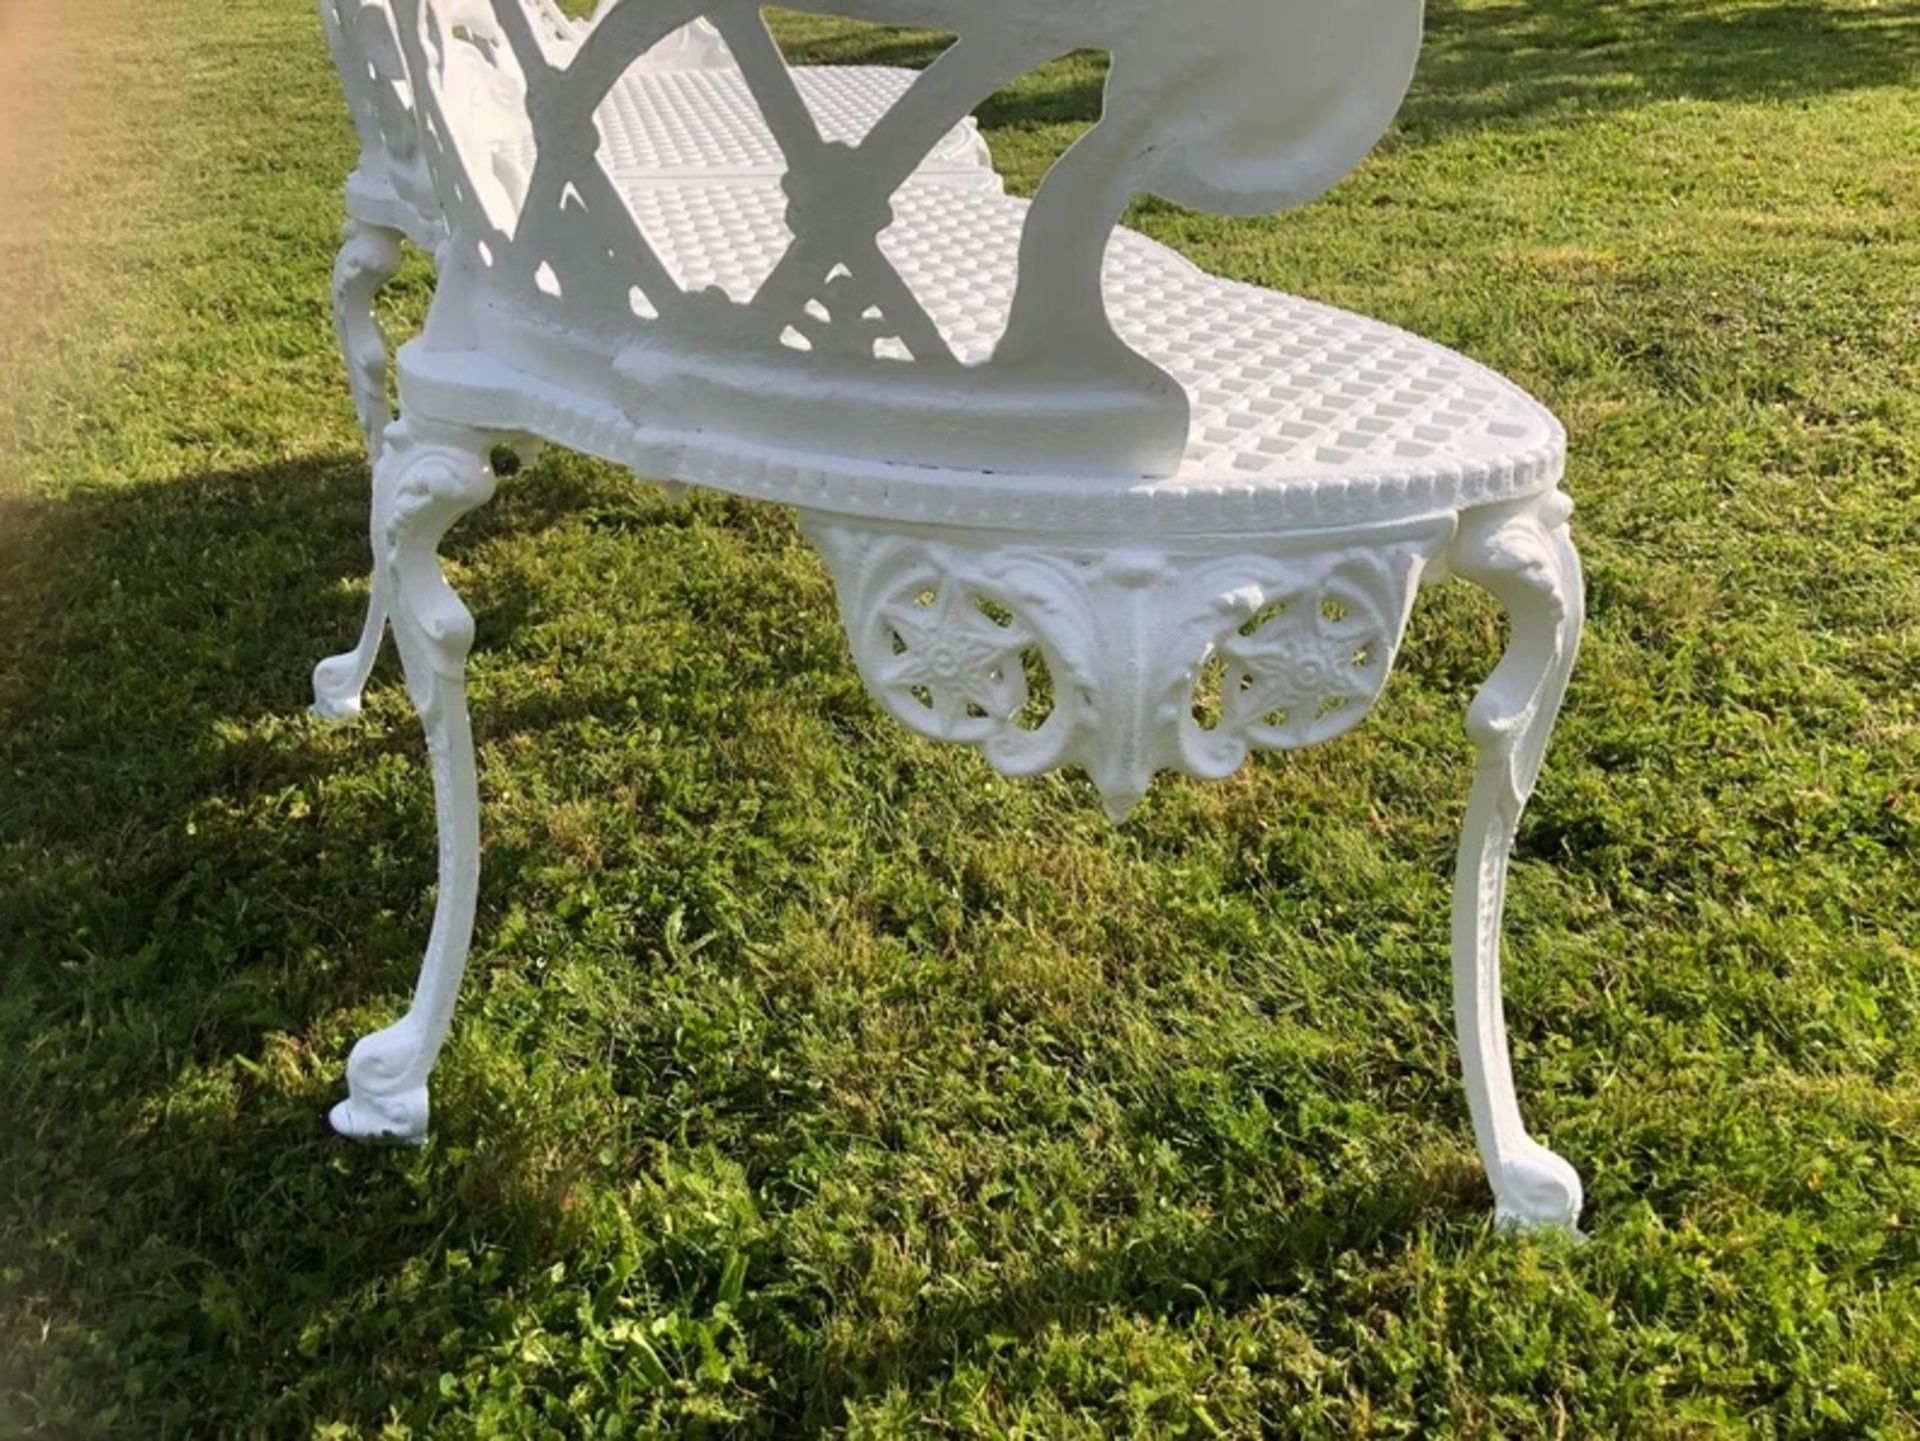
[
  {"left": 0, "top": 448, "right": 649, "bottom": 1104},
  {"left": 774, "top": 21, "right": 952, "bottom": 71},
  {"left": 1410, "top": 0, "right": 1920, "bottom": 135},
  {"left": 789, "top": 0, "right": 1920, "bottom": 147},
  {"left": 0, "top": 449, "right": 718, "bottom": 1427},
  {"left": 0, "top": 451, "right": 1513, "bottom": 1430},
  {"left": 775, "top": 1161, "right": 1485, "bottom": 1432}
]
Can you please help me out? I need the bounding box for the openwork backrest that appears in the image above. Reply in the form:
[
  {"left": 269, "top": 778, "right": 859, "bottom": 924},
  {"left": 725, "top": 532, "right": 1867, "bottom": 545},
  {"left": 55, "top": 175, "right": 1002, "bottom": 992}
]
[
  {"left": 319, "top": 0, "right": 441, "bottom": 237},
  {"left": 318, "top": 0, "right": 732, "bottom": 239},
  {"left": 386, "top": 0, "right": 1426, "bottom": 477}
]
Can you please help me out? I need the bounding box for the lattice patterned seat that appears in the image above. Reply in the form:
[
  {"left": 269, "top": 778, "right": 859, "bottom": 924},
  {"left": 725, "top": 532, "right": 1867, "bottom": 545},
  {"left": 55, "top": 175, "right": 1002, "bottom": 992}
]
[
  {"left": 308, "top": 0, "right": 1590, "bottom": 1234},
  {"left": 515, "top": 64, "right": 996, "bottom": 182},
  {"left": 571, "top": 180, "right": 1561, "bottom": 504}
]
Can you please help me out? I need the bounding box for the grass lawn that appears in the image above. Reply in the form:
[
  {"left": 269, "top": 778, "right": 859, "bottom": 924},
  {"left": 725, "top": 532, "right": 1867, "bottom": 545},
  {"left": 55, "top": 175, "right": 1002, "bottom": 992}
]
[{"left": 4, "top": 0, "right": 1920, "bottom": 1433}]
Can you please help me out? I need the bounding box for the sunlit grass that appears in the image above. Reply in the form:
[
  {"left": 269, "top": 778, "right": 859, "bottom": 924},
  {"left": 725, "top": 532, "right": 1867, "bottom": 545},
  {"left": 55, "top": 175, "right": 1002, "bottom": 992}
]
[{"left": 2, "top": 0, "right": 1918, "bottom": 1434}]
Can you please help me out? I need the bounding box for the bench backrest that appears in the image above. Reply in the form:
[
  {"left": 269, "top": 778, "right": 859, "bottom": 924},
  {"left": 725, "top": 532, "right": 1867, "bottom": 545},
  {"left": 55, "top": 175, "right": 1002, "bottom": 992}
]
[
  {"left": 318, "top": 0, "right": 731, "bottom": 237},
  {"left": 330, "top": 0, "right": 1426, "bottom": 478}
]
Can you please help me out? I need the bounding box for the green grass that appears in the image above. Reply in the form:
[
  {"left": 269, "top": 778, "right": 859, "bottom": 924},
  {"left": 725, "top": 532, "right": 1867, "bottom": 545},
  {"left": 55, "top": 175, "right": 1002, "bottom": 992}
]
[{"left": 3, "top": 0, "right": 1920, "bottom": 1433}]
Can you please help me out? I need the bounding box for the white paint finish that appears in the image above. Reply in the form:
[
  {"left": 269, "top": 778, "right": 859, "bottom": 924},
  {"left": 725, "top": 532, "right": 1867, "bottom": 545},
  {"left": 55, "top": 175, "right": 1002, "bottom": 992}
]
[
  {"left": 327, "top": 420, "right": 496, "bottom": 1145},
  {"left": 374, "top": 0, "right": 1424, "bottom": 478},
  {"left": 1451, "top": 492, "right": 1586, "bottom": 1233},
  {"left": 310, "top": 0, "right": 1586, "bottom": 1231}
]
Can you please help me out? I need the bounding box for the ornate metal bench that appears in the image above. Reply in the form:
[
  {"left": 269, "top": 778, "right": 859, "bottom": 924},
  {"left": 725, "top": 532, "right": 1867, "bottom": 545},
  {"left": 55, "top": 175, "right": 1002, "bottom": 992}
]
[{"left": 311, "top": 0, "right": 1587, "bottom": 1232}]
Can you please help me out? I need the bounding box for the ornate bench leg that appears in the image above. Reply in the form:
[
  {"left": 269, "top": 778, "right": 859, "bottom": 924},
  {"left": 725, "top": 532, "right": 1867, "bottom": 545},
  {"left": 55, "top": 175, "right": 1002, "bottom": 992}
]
[
  {"left": 1449, "top": 490, "right": 1585, "bottom": 1232},
  {"left": 331, "top": 420, "right": 496, "bottom": 1144},
  {"left": 312, "top": 217, "right": 406, "bottom": 722}
]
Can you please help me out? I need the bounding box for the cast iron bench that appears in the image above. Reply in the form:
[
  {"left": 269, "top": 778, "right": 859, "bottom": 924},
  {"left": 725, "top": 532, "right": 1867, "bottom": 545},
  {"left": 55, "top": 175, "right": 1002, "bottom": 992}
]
[{"left": 311, "top": 0, "right": 1586, "bottom": 1232}]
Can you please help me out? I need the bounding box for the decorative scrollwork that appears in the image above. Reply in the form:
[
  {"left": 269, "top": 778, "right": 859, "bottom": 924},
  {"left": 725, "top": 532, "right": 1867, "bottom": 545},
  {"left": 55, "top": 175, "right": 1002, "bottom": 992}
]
[
  {"left": 1207, "top": 565, "right": 1404, "bottom": 751},
  {"left": 319, "top": 0, "right": 441, "bottom": 236},
  {"left": 872, "top": 574, "right": 1039, "bottom": 743},
  {"left": 804, "top": 516, "right": 1456, "bottom": 819}
]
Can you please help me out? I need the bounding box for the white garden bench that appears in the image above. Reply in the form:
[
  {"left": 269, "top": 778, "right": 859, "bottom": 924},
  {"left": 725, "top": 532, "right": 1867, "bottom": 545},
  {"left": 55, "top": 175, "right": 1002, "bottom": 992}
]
[{"left": 311, "top": 0, "right": 1587, "bottom": 1232}]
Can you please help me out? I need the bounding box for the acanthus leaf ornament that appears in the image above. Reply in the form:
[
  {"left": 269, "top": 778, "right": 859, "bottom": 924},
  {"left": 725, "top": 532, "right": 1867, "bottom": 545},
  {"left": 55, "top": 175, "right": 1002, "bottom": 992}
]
[{"left": 804, "top": 518, "right": 1458, "bottom": 821}]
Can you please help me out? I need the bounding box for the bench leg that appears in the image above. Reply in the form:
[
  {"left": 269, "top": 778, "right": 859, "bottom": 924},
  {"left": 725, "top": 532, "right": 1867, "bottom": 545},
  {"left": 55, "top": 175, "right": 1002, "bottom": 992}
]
[
  {"left": 331, "top": 420, "right": 496, "bottom": 1144},
  {"left": 1449, "top": 490, "right": 1585, "bottom": 1232},
  {"left": 312, "top": 217, "right": 405, "bottom": 722}
]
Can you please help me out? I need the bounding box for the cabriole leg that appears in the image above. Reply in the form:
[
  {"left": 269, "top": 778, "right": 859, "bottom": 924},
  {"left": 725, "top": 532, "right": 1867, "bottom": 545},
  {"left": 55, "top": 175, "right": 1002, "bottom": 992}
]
[
  {"left": 331, "top": 419, "right": 496, "bottom": 1144},
  {"left": 1449, "top": 489, "right": 1585, "bottom": 1232},
  {"left": 312, "top": 216, "right": 405, "bottom": 722}
]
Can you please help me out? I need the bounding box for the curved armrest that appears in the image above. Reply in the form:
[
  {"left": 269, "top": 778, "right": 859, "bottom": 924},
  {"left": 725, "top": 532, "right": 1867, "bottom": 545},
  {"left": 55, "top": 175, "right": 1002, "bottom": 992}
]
[{"left": 774, "top": 0, "right": 1424, "bottom": 216}]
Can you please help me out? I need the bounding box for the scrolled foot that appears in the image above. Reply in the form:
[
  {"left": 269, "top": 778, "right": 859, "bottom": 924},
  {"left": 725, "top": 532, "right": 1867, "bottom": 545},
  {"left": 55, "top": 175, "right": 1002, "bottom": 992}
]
[
  {"left": 1490, "top": 1136, "right": 1584, "bottom": 1233},
  {"left": 330, "top": 1020, "right": 432, "bottom": 1144},
  {"left": 329, "top": 1090, "right": 429, "bottom": 1144},
  {"left": 311, "top": 647, "right": 374, "bottom": 721}
]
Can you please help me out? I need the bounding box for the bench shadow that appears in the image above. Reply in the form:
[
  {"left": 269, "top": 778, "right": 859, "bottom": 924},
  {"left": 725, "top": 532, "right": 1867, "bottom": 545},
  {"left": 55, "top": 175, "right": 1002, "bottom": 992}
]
[
  {"left": 781, "top": 0, "right": 1920, "bottom": 144},
  {"left": 0, "top": 446, "right": 643, "bottom": 1101},
  {"left": 0, "top": 448, "right": 729, "bottom": 1429},
  {"left": 0, "top": 450, "right": 1534, "bottom": 1430},
  {"left": 776, "top": 21, "right": 951, "bottom": 71},
  {"left": 1410, "top": 0, "right": 1920, "bottom": 136},
  {"left": 776, "top": 1159, "right": 1491, "bottom": 1431},
  {"left": 0, "top": 443, "right": 686, "bottom": 989}
]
